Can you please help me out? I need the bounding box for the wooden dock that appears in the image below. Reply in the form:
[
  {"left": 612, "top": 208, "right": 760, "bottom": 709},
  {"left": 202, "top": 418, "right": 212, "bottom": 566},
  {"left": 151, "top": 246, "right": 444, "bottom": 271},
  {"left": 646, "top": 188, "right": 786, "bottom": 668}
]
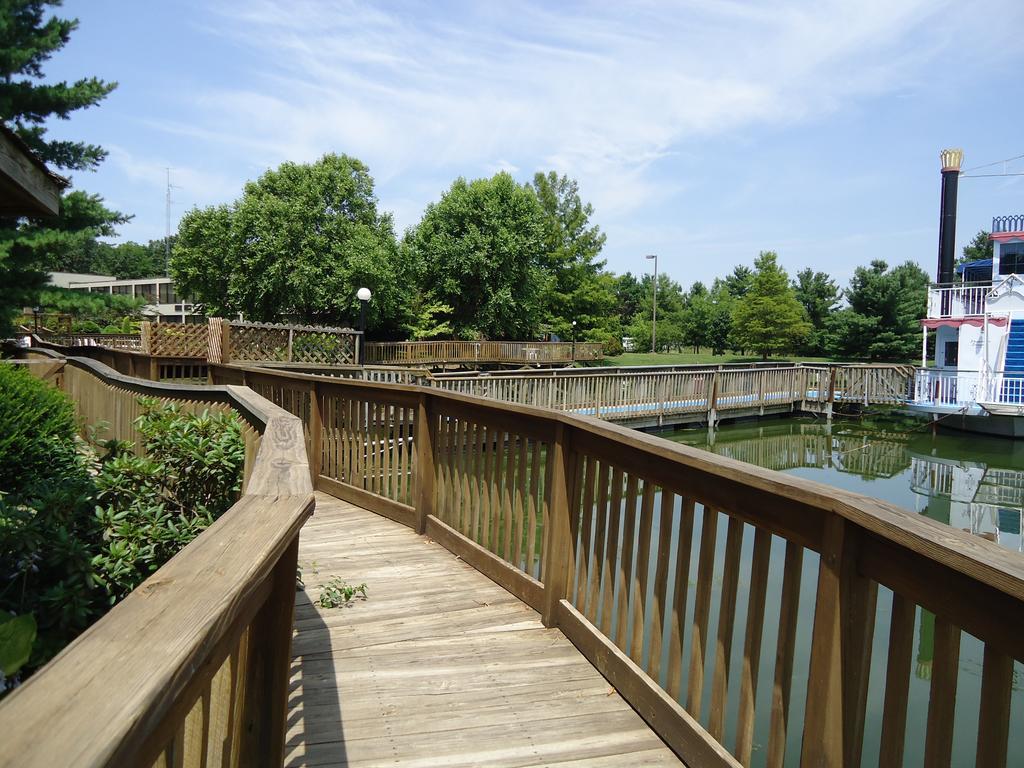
[{"left": 288, "top": 493, "right": 680, "bottom": 767}]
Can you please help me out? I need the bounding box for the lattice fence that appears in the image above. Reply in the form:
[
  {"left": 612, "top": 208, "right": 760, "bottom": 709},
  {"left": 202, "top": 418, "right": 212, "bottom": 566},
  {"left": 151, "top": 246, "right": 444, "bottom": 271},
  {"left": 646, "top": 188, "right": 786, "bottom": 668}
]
[
  {"left": 226, "top": 320, "right": 361, "bottom": 365},
  {"left": 143, "top": 322, "right": 209, "bottom": 358}
]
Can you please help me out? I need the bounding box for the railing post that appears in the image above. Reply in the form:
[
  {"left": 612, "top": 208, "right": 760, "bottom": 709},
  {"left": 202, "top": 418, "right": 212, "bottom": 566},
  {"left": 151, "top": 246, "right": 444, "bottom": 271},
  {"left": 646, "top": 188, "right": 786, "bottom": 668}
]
[
  {"left": 708, "top": 370, "right": 719, "bottom": 427},
  {"left": 415, "top": 393, "right": 435, "bottom": 534},
  {"left": 823, "top": 368, "right": 831, "bottom": 423},
  {"left": 239, "top": 538, "right": 299, "bottom": 767},
  {"left": 801, "top": 514, "right": 845, "bottom": 766},
  {"left": 541, "top": 423, "right": 574, "bottom": 628},
  {"left": 309, "top": 381, "right": 322, "bottom": 484}
]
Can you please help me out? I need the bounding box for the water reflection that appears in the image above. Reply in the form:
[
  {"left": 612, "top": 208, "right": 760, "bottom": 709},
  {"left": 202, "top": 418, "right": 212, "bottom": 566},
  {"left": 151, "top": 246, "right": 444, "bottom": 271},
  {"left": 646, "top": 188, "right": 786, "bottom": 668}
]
[
  {"left": 664, "top": 415, "right": 1024, "bottom": 765},
  {"left": 670, "top": 415, "right": 1024, "bottom": 553}
]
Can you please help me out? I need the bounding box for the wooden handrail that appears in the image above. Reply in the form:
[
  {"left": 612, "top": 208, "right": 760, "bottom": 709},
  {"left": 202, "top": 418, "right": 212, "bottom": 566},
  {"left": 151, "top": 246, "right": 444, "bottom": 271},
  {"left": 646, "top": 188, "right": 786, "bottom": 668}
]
[
  {"left": 204, "top": 362, "right": 1024, "bottom": 766},
  {"left": 364, "top": 339, "right": 605, "bottom": 365},
  {"left": 0, "top": 352, "right": 314, "bottom": 768},
  {"left": 7, "top": 343, "right": 1019, "bottom": 765}
]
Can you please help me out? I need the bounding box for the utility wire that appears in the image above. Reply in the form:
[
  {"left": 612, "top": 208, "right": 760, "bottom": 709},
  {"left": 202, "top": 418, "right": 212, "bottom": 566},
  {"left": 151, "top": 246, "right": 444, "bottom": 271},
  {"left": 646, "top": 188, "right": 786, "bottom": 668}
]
[
  {"left": 961, "top": 172, "right": 1024, "bottom": 178},
  {"left": 960, "top": 152, "right": 1024, "bottom": 174}
]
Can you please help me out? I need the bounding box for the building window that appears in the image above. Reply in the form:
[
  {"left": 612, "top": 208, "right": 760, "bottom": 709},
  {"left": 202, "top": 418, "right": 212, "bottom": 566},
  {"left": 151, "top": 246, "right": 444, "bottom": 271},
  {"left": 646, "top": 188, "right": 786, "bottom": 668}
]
[
  {"left": 159, "top": 282, "right": 177, "bottom": 304},
  {"left": 999, "top": 243, "right": 1024, "bottom": 275}
]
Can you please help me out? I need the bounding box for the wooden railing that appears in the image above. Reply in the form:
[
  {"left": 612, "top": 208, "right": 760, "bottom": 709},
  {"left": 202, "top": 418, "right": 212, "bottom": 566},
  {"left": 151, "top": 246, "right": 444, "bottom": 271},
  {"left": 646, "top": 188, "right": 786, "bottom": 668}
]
[
  {"left": 32, "top": 334, "right": 209, "bottom": 383},
  {"left": 426, "top": 364, "right": 911, "bottom": 423},
  {"left": 41, "top": 332, "right": 143, "bottom": 350},
  {"left": 365, "top": 339, "right": 605, "bottom": 365},
  {"left": 0, "top": 350, "right": 314, "bottom": 768},
  {"left": 204, "top": 363, "right": 1024, "bottom": 767}
]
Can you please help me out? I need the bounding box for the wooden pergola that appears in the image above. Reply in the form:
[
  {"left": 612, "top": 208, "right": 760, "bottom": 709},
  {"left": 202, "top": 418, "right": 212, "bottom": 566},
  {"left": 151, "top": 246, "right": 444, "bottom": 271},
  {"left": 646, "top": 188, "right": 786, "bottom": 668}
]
[{"left": 0, "top": 123, "right": 66, "bottom": 216}]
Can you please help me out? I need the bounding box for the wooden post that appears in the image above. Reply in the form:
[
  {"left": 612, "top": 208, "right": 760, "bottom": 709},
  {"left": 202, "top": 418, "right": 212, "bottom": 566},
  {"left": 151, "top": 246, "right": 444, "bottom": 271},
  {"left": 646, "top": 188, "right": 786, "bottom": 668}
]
[
  {"left": 287, "top": 328, "right": 294, "bottom": 362},
  {"left": 414, "top": 393, "right": 435, "bottom": 534},
  {"left": 708, "top": 371, "right": 719, "bottom": 427},
  {"left": 140, "top": 321, "right": 152, "bottom": 355},
  {"left": 826, "top": 367, "right": 837, "bottom": 423},
  {"left": 801, "top": 514, "right": 846, "bottom": 766},
  {"left": 309, "top": 381, "right": 322, "bottom": 484},
  {"left": 238, "top": 538, "right": 299, "bottom": 768},
  {"left": 541, "top": 423, "right": 574, "bottom": 628},
  {"left": 222, "top": 320, "right": 233, "bottom": 365}
]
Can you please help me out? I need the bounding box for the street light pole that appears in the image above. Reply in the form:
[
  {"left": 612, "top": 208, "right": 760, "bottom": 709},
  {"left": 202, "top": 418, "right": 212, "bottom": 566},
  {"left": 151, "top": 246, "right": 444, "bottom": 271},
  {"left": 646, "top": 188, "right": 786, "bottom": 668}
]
[
  {"left": 356, "top": 287, "right": 372, "bottom": 365},
  {"left": 571, "top": 319, "right": 577, "bottom": 362},
  {"left": 646, "top": 254, "right": 658, "bottom": 353}
]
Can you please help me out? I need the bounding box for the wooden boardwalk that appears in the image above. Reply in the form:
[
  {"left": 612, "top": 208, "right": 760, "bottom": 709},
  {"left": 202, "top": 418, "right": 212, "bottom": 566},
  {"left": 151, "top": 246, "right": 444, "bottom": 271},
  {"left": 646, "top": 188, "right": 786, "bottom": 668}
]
[{"left": 287, "top": 493, "right": 681, "bottom": 767}]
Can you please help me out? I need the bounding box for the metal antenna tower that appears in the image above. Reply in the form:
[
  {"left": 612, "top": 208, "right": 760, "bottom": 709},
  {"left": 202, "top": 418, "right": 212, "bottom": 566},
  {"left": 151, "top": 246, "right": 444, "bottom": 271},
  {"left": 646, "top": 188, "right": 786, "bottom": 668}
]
[{"left": 164, "top": 168, "right": 181, "bottom": 274}]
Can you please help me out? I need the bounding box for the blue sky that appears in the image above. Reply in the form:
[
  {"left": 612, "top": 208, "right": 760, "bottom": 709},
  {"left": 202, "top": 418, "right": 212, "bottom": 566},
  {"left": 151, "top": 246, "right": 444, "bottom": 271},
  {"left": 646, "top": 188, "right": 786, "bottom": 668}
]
[{"left": 46, "top": 0, "right": 1024, "bottom": 289}]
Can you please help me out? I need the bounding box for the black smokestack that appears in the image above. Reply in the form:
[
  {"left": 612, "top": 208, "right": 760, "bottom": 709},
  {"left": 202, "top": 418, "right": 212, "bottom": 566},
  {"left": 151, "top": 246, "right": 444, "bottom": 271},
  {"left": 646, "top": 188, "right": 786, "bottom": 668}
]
[{"left": 937, "top": 148, "right": 963, "bottom": 284}]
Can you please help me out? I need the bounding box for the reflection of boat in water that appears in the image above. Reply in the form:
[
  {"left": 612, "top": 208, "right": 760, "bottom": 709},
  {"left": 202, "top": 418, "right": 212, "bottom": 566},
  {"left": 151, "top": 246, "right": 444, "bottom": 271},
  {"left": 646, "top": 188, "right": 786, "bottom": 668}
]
[{"left": 908, "top": 441, "right": 1024, "bottom": 552}]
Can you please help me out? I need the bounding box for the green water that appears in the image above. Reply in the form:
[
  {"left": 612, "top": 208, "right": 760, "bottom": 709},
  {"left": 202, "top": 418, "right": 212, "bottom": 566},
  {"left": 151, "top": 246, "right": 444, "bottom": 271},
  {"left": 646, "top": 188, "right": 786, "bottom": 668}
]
[{"left": 657, "top": 413, "right": 1024, "bottom": 766}]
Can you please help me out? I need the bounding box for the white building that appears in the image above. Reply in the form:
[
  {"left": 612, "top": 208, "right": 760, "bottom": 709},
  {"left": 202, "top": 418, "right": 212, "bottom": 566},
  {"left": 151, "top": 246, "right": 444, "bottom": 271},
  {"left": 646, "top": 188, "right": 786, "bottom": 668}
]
[{"left": 50, "top": 273, "right": 200, "bottom": 323}]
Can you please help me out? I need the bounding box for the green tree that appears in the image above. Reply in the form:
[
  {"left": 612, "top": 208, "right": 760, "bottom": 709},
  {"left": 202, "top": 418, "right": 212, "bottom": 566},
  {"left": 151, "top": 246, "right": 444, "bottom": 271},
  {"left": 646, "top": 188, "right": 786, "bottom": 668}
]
[
  {"left": 614, "top": 272, "right": 646, "bottom": 324},
  {"left": 171, "top": 155, "right": 406, "bottom": 331},
  {"left": 958, "top": 229, "right": 993, "bottom": 268},
  {"left": 406, "top": 173, "right": 545, "bottom": 339},
  {"left": 793, "top": 268, "right": 841, "bottom": 355},
  {"left": 0, "top": 1, "right": 122, "bottom": 333},
  {"left": 723, "top": 265, "right": 754, "bottom": 298},
  {"left": 90, "top": 240, "right": 163, "bottom": 279},
  {"left": 530, "top": 171, "right": 614, "bottom": 338},
  {"left": 830, "top": 259, "right": 928, "bottom": 360},
  {"left": 730, "top": 252, "right": 810, "bottom": 359}
]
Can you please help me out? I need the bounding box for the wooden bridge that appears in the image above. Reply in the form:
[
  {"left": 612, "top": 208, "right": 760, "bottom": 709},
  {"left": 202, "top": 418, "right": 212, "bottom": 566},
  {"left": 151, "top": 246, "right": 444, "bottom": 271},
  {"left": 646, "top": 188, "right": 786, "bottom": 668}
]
[{"left": 2, "top": 344, "right": 1022, "bottom": 767}]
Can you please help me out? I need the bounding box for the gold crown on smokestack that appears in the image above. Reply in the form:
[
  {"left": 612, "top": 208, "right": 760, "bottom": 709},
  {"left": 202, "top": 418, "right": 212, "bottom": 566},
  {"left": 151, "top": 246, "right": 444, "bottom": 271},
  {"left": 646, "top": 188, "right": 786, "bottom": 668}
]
[{"left": 940, "top": 148, "right": 963, "bottom": 172}]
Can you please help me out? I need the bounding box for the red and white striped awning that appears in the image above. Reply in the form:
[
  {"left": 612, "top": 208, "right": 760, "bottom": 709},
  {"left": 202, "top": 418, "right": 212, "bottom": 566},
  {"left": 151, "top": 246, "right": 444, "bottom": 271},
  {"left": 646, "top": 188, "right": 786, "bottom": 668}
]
[{"left": 920, "top": 316, "right": 1008, "bottom": 329}]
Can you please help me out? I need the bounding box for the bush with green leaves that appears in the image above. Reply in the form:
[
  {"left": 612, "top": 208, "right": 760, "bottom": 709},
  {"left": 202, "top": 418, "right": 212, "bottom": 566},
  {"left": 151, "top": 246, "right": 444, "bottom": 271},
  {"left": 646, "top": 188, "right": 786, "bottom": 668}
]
[
  {"left": 1, "top": 383, "right": 245, "bottom": 690},
  {"left": 0, "top": 365, "right": 103, "bottom": 678},
  {"left": 91, "top": 400, "right": 245, "bottom": 603}
]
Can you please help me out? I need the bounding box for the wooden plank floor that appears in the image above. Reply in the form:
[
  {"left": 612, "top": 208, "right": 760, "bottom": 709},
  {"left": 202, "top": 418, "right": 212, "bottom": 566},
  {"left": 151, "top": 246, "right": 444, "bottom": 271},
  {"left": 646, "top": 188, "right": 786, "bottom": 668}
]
[{"left": 287, "top": 492, "right": 682, "bottom": 768}]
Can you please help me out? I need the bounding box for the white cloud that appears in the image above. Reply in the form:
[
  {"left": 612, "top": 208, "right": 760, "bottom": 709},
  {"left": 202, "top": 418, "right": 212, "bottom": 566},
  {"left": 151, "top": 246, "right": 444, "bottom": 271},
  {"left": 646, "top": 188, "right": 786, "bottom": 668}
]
[{"left": 125, "top": 0, "right": 1018, "bottom": 263}]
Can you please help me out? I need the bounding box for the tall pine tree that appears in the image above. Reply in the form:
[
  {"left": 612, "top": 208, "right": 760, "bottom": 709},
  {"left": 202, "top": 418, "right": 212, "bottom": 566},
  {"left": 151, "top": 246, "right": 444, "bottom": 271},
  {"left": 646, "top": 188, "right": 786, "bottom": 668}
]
[
  {"left": 730, "top": 251, "right": 811, "bottom": 360},
  {"left": 0, "top": 1, "right": 125, "bottom": 333}
]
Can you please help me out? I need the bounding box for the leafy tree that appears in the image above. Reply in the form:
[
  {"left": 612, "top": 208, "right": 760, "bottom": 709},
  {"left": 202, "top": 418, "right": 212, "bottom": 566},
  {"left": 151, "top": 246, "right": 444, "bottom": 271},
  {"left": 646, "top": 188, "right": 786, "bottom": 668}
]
[
  {"left": 171, "top": 154, "right": 406, "bottom": 331},
  {"left": 172, "top": 205, "right": 232, "bottom": 316},
  {"left": 830, "top": 259, "right": 928, "bottom": 360},
  {"left": 614, "top": 272, "right": 646, "bottom": 324},
  {"left": 530, "top": 171, "right": 614, "bottom": 338},
  {"left": 957, "top": 229, "right": 993, "bottom": 268},
  {"left": 406, "top": 173, "right": 545, "bottom": 339},
  {"left": 723, "top": 265, "right": 754, "bottom": 298},
  {"left": 730, "top": 251, "right": 810, "bottom": 359},
  {"left": 0, "top": 1, "right": 123, "bottom": 333},
  {"left": 793, "top": 268, "right": 841, "bottom": 355},
  {"left": 90, "top": 240, "right": 164, "bottom": 279}
]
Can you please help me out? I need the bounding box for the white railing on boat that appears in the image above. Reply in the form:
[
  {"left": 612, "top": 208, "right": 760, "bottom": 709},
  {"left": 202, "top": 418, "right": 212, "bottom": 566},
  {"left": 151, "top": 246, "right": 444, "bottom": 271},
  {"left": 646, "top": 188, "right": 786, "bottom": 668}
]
[
  {"left": 914, "top": 369, "right": 982, "bottom": 407},
  {"left": 913, "top": 369, "right": 1024, "bottom": 408},
  {"left": 926, "top": 284, "right": 989, "bottom": 319}
]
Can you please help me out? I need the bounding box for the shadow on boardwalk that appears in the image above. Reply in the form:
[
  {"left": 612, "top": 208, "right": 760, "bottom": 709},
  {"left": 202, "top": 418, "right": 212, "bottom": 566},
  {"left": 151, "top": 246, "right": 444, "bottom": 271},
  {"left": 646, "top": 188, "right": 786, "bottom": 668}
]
[
  {"left": 286, "top": 588, "right": 347, "bottom": 767},
  {"left": 283, "top": 492, "right": 680, "bottom": 767}
]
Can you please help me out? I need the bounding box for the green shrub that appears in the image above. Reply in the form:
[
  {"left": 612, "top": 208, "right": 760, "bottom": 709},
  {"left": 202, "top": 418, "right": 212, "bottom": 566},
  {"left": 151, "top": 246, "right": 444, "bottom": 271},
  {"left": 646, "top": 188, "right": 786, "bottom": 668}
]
[
  {"left": 91, "top": 400, "right": 245, "bottom": 603},
  {"left": 1, "top": 391, "right": 245, "bottom": 689},
  {"left": 0, "top": 365, "right": 82, "bottom": 501},
  {"left": 0, "top": 366, "right": 102, "bottom": 674}
]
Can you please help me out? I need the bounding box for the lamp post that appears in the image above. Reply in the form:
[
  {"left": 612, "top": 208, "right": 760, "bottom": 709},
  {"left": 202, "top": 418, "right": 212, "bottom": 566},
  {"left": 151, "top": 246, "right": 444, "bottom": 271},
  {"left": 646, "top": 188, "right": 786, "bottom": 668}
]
[
  {"left": 32, "top": 306, "right": 42, "bottom": 334},
  {"left": 646, "top": 254, "right": 658, "bottom": 353},
  {"left": 571, "top": 319, "right": 577, "bottom": 362},
  {"left": 356, "top": 287, "right": 371, "bottom": 365}
]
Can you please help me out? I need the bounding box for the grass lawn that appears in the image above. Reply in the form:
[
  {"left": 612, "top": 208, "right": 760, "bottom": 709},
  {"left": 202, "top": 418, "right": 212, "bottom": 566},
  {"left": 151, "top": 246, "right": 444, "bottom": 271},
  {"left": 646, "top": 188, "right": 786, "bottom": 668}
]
[{"left": 597, "top": 351, "right": 834, "bottom": 366}]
